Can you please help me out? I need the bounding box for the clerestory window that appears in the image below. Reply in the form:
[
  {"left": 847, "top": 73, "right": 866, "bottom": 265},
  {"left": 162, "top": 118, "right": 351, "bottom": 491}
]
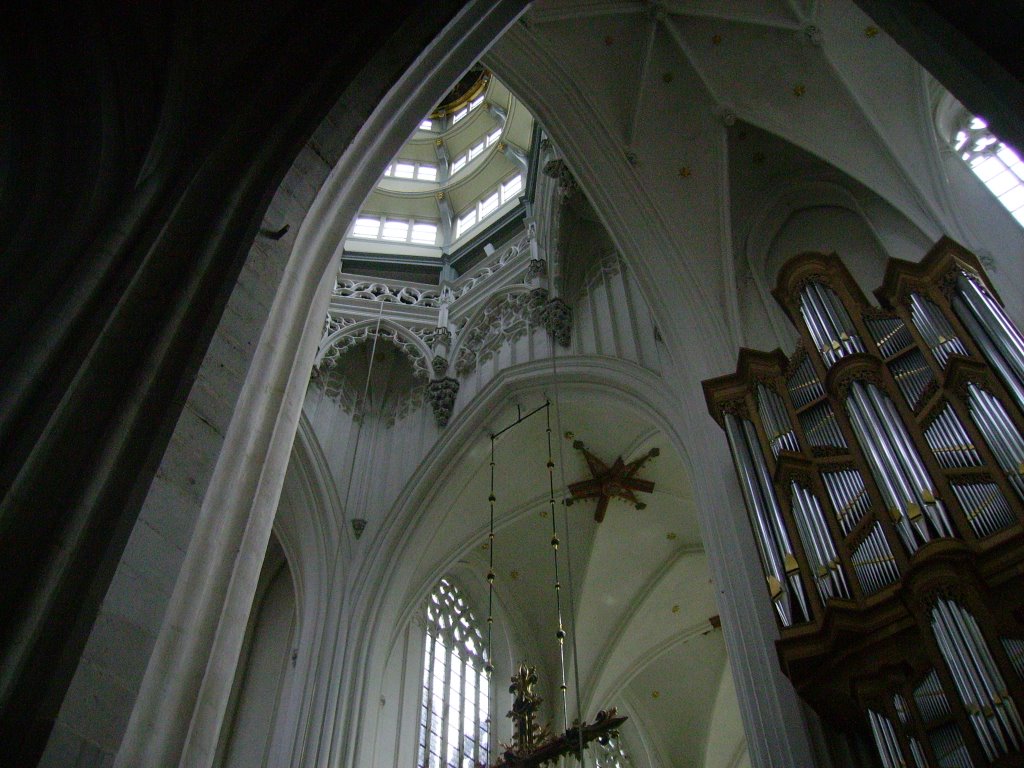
[
  {"left": 454, "top": 173, "right": 523, "bottom": 241},
  {"left": 417, "top": 578, "right": 491, "bottom": 768},
  {"left": 954, "top": 116, "right": 1024, "bottom": 226}
]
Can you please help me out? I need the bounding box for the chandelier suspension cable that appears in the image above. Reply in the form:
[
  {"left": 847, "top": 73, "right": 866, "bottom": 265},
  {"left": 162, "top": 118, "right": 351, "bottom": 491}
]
[
  {"left": 340, "top": 300, "right": 385, "bottom": 529},
  {"left": 485, "top": 433, "right": 498, "bottom": 765},
  {"left": 548, "top": 336, "right": 588, "bottom": 762},
  {"left": 545, "top": 403, "right": 571, "bottom": 730}
]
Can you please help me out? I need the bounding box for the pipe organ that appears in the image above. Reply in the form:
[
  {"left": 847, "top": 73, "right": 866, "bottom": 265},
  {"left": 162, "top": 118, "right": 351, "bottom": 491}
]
[{"left": 703, "top": 239, "right": 1024, "bottom": 767}]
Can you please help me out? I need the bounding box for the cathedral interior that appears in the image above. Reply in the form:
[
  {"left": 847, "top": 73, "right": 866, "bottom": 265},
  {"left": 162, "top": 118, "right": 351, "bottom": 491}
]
[{"left": 3, "top": 2, "right": 1024, "bottom": 767}]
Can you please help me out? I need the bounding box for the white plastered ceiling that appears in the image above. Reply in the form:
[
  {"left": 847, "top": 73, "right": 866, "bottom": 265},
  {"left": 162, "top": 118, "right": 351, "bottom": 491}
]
[{"left": 394, "top": 392, "right": 743, "bottom": 768}]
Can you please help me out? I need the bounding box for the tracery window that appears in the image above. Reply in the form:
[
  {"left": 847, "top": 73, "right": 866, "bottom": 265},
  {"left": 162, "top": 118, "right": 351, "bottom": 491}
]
[
  {"left": 418, "top": 578, "right": 491, "bottom": 768},
  {"left": 955, "top": 116, "right": 1024, "bottom": 226}
]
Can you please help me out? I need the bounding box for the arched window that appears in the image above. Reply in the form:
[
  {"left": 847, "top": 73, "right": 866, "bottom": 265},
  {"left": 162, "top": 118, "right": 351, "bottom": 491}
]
[
  {"left": 418, "top": 578, "right": 491, "bottom": 768},
  {"left": 953, "top": 115, "right": 1024, "bottom": 226}
]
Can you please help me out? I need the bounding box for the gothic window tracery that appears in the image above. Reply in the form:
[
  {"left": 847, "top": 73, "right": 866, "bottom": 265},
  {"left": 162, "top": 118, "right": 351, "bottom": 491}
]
[
  {"left": 954, "top": 116, "right": 1024, "bottom": 226},
  {"left": 418, "top": 578, "right": 491, "bottom": 768}
]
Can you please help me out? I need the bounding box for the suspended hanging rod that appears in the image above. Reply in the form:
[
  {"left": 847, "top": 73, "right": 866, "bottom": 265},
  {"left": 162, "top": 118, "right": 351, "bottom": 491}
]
[{"left": 490, "top": 400, "right": 551, "bottom": 441}]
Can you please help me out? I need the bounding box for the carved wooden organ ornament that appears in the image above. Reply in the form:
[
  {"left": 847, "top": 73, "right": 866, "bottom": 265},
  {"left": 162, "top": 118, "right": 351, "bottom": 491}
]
[{"left": 703, "top": 239, "right": 1024, "bottom": 767}]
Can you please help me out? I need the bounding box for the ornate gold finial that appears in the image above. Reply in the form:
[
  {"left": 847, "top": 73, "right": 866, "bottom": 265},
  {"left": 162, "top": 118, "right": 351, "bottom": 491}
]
[
  {"left": 436, "top": 191, "right": 445, "bottom": 200},
  {"left": 507, "top": 664, "right": 549, "bottom": 755},
  {"left": 492, "top": 662, "right": 627, "bottom": 768}
]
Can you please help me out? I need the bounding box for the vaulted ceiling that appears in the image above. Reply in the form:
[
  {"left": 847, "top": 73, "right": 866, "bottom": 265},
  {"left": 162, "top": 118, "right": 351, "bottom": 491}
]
[{"left": 396, "top": 391, "right": 744, "bottom": 768}]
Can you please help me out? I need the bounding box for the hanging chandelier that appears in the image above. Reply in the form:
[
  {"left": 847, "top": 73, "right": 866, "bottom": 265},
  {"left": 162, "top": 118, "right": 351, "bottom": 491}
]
[{"left": 483, "top": 401, "right": 627, "bottom": 768}]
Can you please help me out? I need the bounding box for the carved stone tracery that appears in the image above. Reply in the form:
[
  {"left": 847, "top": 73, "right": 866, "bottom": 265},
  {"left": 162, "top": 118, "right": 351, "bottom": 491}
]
[{"left": 454, "top": 289, "right": 548, "bottom": 375}]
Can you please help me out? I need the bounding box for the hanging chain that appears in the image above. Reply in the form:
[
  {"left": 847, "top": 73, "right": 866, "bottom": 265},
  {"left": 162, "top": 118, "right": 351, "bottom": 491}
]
[
  {"left": 486, "top": 436, "right": 496, "bottom": 674},
  {"left": 546, "top": 403, "right": 571, "bottom": 729},
  {"left": 485, "top": 435, "right": 497, "bottom": 765},
  {"left": 549, "top": 315, "right": 587, "bottom": 763}
]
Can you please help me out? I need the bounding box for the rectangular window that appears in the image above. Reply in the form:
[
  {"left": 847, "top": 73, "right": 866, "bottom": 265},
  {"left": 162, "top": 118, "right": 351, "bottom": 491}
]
[
  {"left": 478, "top": 191, "right": 499, "bottom": 219},
  {"left": 411, "top": 222, "right": 438, "bottom": 245},
  {"left": 393, "top": 162, "right": 416, "bottom": 179},
  {"left": 419, "top": 119, "right": 434, "bottom": 131},
  {"left": 452, "top": 106, "right": 469, "bottom": 124},
  {"left": 500, "top": 174, "right": 522, "bottom": 203},
  {"left": 456, "top": 209, "right": 477, "bottom": 239},
  {"left": 467, "top": 141, "right": 484, "bottom": 162},
  {"left": 381, "top": 219, "right": 410, "bottom": 241},
  {"left": 417, "top": 164, "right": 438, "bottom": 182},
  {"left": 486, "top": 128, "right": 502, "bottom": 147},
  {"left": 352, "top": 216, "right": 381, "bottom": 239},
  {"left": 470, "top": 95, "right": 485, "bottom": 111},
  {"left": 451, "top": 155, "right": 467, "bottom": 175}
]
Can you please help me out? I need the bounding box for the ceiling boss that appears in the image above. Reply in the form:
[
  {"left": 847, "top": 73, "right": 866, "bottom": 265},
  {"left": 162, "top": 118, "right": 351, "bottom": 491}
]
[{"left": 566, "top": 440, "right": 659, "bottom": 522}]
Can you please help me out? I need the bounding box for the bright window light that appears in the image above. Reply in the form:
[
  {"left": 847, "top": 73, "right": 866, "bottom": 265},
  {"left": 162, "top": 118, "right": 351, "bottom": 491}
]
[
  {"left": 416, "top": 579, "right": 490, "bottom": 768},
  {"left": 456, "top": 209, "right": 477, "bottom": 239},
  {"left": 956, "top": 115, "right": 1024, "bottom": 226},
  {"left": 352, "top": 217, "right": 380, "bottom": 239},
  {"left": 411, "top": 222, "right": 438, "bottom": 245},
  {"left": 470, "top": 95, "right": 485, "bottom": 111},
  {"left": 486, "top": 127, "right": 502, "bottom": 147},
  {"left": 467, "top": 141, "right": 484, "bottom": 162},
  {"left": 451, "top": 155, "right": 467, "bottom": 175},
  {"left": 452, "top": 106, "right": 468, "bottom": 124},
  {"left": 478, "top": 191, "right": 499, "bottom": 219},
  {"left": 393, "top": 162, "right": 416, "bottom": 179},
  {"left": 381, "top": 219, "right": 410, "bottom": 241},
  {"left": 419, "top": 119, "right": 434, "bottom": 131},
  {"left": 417, "top": 164, "right": 437, "bottom": 182},
  {"left": 500, "top": 174, "right": 522, "bottom": 203}
]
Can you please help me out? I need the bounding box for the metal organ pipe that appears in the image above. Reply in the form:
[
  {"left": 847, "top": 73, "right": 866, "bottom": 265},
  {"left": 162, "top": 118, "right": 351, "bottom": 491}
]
[
  {"left": 873, "top": 388, "right": 956, "bottom": 537},
  {"left": 742, "top": 419, "right": 812, "bottom": 622},
  {"left": 790, "top": 482, "right": 849, "bottom": 602},
  {"left": 845, "top": 402, "right": 919, "bottom": 552},
  {"left": 846, "top": 381, "right": 953, "bottom": 547},
  {"left": 955, "top": 272, "right": 1024, "bottom": 389},
  {"left": 966, "top": 383, "right": 1024, "bottom": 499},
  {"left": 930, "top": 597, "right": 1024, "bottom": 761},
  {"left": 868, "top": 710, "right": 905, "bottom": 768},
  {"left": 756, "top": 384, "right": 799, "bottom": 456},
  {"left": 798, "top": 281, "right": 863, "bottom": 366},
  {"left": 724, "top": 414, "right": 800, "bottom": 626},
  {"left": 954, "top": 296, "right": 1024, "bottom": 411},
  {"left": 909, "top": 293, "right": 968, "bottom": 368},
  {"left": 708, "top": 247, "right": 1024, "bottom": 768}
]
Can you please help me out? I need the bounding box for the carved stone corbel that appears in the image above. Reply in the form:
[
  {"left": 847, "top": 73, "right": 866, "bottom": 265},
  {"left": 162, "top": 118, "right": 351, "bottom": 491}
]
[
  {"left": 427, "top": 377, "right": 460, "bottom": 427},
  {"left": 542, "top": 296, "right": 573, "bottom": 347},
  {"left": 542, "top": 158, "right": 578, "bottom": 199},
  {"left": 431, "top": 354, "right": 449, "bottom": 378}
]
